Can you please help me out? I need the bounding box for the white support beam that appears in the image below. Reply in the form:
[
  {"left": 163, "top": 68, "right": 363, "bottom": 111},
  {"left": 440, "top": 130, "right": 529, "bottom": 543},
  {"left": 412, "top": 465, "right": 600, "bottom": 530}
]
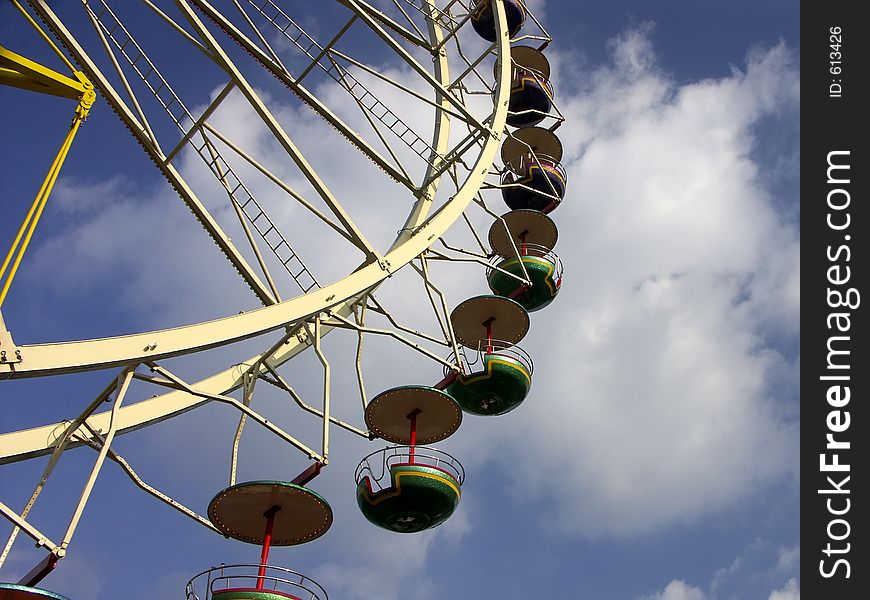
[{"left": 176, "top": 0, "right": 377, "bottom": 259}]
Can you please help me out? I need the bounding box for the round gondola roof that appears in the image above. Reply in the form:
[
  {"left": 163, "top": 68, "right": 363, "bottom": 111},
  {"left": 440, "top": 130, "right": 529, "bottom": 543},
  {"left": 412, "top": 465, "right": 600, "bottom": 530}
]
[
  {"left": 208, "top": 481, "right": 332, "bottom": 546},
  {"left": 501, "top": 126, "right": 563, "bottom": 169},
  {"left": 450, "top": 295, "right": 530, "bottom": 348},
  {"left": 365, "top": 385, "right": 462, "bottom": 444},
  {"left": 488, "top": 209, "right": 559, "bottom": 257},
  {"left": 496, "top": 45, "right": 551, "bottom": 79}
]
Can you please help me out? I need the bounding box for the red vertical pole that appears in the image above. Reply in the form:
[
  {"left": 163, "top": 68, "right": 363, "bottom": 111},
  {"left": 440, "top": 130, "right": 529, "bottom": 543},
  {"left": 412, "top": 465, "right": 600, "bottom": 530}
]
[
  {"left": 519, "top": 231, "right": 528, "bottom": 256},
  {"left": 485, "top": 318, "right": 494, "bottom": 353},
  {"left": 408, "top": 410, "right": 419, "bottom": 464},
  {"left": 257, "top": 506, "right": 280, "bottom": 589}
]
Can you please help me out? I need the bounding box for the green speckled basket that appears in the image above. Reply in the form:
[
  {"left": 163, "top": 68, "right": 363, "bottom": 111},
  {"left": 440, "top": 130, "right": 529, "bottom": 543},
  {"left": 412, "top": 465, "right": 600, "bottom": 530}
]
[
  {"left": 446, "top": 353, "right": 531, "bottom": 416},
  {"left": 488, "top": 255, "right": 560, "bottom": 312},
  {"left": 212, "top": 590, "right": 301, "bottom": 600},
  {"left": 356, "top": 464, "right": 461, "bottom": 533}
]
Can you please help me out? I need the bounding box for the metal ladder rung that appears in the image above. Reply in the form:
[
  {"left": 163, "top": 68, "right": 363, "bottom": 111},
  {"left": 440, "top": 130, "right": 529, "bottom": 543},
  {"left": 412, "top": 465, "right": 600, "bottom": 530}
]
[
  {"left": 264, "top": 228, "right": 282, "bottom": 243},
  {"left": 221, "top": 171, "right": 240, "bottom": 189}
]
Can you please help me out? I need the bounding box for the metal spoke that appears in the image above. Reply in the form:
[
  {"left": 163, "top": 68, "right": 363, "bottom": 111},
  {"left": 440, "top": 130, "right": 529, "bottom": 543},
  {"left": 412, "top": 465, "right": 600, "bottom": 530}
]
[
  {"left": 343, "top": 0, "right": 490, "bottom": 134},
  {"left": 88, "top": 0, "right": 321, "bottom": 294},
  {"left": 332, "top": 0, "right": 432, "bottom": 48},
  {"left": 190, "top": 0, "right": 418, "bottom": 192}
]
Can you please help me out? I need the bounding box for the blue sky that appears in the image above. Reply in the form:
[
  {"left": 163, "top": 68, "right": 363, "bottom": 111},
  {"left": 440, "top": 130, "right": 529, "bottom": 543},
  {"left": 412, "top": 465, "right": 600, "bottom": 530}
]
[{"left": 1, "top": 1, "right": 799, "bottom": 599}]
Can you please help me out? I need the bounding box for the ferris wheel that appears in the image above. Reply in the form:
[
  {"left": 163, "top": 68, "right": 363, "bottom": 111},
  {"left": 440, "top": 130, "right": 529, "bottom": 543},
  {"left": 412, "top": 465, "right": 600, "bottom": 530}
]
[{"left": 0, "top": 1, "right": 570, "bottom": 597}]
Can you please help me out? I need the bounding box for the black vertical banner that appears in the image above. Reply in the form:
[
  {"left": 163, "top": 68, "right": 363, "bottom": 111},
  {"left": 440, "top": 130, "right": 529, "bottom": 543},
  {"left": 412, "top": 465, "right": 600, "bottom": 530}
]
[{"left": 802, "top": 2, "right": 868, "bottom": 598}]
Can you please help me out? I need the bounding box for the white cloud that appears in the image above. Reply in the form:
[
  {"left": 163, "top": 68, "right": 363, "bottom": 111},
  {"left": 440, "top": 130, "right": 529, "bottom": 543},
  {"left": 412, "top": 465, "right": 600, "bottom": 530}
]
[
  {"left": 648, "top": 574, "right": 801, "bottom": 600},
  {"left": 25, "top": 178, "right": 258, "bottom": 331},
  {"left": 313, "top": 533, "right": 438, "bottom": 600},
  {"left": 768, "top": 578, "right": 799, "bottom": 600},
  {"left": 444, "top": 26, "right": 801, "bottom": 538},
  {"left": 642, "top": 579, "right": 707, "bottom": 600},
  {"left": 662, "top": 539, "right": 800, "bottom": 600},
  {"left": 776, "top": 546, "right": 800, "bottom": 573}
]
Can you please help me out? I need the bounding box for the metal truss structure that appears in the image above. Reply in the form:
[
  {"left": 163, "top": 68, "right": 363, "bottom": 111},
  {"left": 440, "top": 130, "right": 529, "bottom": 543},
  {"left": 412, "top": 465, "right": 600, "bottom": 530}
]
[{"left": 0, "top": 0, "right": 559, "bottom": 585}]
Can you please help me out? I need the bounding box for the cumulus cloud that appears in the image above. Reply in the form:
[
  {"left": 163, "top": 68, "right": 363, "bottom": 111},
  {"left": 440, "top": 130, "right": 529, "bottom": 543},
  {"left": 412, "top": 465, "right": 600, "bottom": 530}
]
[
  {"left": 655, "top": 539, "right": 801, "bottom": 600},
  {"left": 444, "top": 25, "right": 802, "bottom": 538},
  {"left": 313, "top": 534, "right": 438, "bottom": 600},
  {"left": 24, "top": 175, "right": 258, "bottom": 333},
  {"left": 776, "top": 546, "right": 800, "bottom": 573},
  {"left": 768, "top": 578, "right": 799, "bottom": 600},
  {"left": 642, "top": 579, "right": 707, "bottom": 600},
  {"left": 640, "top": 545, "right": 800, "bottom": 600}
]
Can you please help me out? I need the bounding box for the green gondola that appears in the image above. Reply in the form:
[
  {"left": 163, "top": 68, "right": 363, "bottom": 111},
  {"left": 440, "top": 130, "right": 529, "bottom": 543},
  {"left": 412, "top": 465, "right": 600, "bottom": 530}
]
[
  {"left": 355, "top": 447, "right": 464, "bottom": 533},
  {"left": 446, "top": 350, "right": 531, "bottom": 416},
  {"left": 488, "top": 253, "right": 561, "bottom": 312}
]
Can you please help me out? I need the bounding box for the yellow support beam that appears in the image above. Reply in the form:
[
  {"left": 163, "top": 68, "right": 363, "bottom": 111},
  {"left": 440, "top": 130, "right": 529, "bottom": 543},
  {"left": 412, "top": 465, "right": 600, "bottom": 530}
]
[
  {"left": 0, "top": 44, "right": 89, "bottom": 100},
  {"left": 0, "top": 114, "right": 86, "bottom": 308},
  {"left": 0, "top": 44, "right": 96, "bottom": 309}
]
